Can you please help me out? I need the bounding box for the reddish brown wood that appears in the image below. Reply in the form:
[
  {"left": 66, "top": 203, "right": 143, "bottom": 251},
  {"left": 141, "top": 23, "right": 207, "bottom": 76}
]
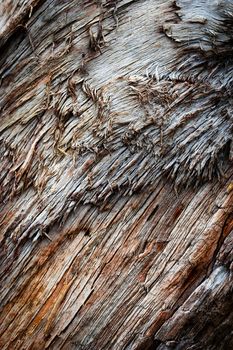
[{"left": 0, "top": 1, "right": 232, "bottom": 349}]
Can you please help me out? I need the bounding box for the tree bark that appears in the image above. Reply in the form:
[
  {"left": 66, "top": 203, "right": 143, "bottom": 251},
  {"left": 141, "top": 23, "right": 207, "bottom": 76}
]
[{"left": 0, "top": 1, "right": 232, "bottom": 349}]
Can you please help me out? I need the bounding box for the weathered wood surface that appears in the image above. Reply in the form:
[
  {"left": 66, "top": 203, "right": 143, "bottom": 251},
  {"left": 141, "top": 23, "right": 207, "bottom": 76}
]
[{"left": 0, "top": 0, "right": 232, "bottom": 349}]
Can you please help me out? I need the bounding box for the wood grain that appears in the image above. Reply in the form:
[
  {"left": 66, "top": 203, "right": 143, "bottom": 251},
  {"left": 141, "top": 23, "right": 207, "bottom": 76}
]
[{"left": 0, "top": 0, "right": 232, "bottom": 349}]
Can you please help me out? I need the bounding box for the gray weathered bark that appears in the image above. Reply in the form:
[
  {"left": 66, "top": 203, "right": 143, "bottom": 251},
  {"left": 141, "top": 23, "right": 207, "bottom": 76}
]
[{"left": 0, "top": 0, "right": 232, "bottom": 349}]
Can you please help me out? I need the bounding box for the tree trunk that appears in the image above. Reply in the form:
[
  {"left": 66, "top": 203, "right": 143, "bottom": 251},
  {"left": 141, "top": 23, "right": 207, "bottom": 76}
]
[{"left": 0, "top": 1, "right": 232, "bottom": 349}]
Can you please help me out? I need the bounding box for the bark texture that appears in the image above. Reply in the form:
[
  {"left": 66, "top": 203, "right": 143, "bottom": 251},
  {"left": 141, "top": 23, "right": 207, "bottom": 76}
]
[{"left": 0, "top": 0, "right": 233, "bottom": 349}]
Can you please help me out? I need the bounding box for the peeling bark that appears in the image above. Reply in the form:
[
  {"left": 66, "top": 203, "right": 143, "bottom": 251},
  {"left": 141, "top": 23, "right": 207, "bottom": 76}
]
[{"left": 0, "top": 0, "right": 232, "bottom": 349}]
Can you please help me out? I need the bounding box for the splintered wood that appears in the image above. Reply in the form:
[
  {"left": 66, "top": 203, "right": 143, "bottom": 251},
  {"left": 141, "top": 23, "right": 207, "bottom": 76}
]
[{"left": 0, "top": 0, "right": 232, "bottom": 349}]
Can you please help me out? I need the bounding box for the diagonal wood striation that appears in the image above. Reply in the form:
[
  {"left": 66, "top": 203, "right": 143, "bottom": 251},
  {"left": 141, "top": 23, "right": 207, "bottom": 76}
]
[{"left": 0, "top": 0, "right": 233, "bottom": 349}]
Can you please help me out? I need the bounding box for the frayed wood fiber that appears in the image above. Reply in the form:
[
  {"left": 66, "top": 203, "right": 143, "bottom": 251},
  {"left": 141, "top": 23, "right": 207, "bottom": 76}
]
[
  {"left": 0, "top": 2, "right": 233, "bottom": 350},
  {"left": 0, "top": 0, "right": 232, "bottom": 238}
]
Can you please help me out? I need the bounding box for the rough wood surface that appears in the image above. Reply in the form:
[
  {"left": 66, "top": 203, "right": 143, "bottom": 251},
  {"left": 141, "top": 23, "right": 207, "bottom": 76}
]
[{"left": 0, "top": 0, "right": 232, "bottom": 349}]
